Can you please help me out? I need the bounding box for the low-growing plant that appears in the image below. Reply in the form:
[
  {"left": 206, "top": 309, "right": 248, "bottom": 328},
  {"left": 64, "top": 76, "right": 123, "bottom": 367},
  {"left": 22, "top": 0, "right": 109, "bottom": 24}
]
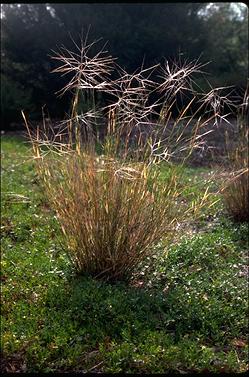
[
  {"left": 22, "top": 35, "right": 225, "bottom": 281},
  {"left": 220, "top": 83, "right": 249, "bottom": 222}
]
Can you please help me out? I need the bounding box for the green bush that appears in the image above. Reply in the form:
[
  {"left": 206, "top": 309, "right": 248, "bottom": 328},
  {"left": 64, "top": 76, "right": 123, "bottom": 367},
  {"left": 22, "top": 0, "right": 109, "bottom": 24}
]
[{"left": 1, "top": 73, "right": 34, "bottom": 127}]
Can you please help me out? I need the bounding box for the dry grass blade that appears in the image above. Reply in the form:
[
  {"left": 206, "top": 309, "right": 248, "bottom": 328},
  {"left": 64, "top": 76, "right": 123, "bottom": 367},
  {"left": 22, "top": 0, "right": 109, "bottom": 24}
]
[{"left": 219, "top": 82, "right": 249, "bottom": 222}]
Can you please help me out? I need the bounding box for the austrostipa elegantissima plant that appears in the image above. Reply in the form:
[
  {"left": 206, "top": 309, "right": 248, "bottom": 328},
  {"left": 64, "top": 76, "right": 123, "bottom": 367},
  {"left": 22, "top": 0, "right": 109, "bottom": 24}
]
[
  {"left": 219, "top": 82, "right": 249, "bottom": 222},
  {"left": 23, "top": 35, "right": 227, "bottom": 281}
]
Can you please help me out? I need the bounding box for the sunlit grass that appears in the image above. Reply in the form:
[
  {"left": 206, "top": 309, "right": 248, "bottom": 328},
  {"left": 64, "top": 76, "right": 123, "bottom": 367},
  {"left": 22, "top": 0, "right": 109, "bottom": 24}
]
[
  {"left": 220, "top": 85, "right": 249, "bottom": 222},
  {"left": 23, "top": 37, "right": 224, "bottom": 281},
  {"left": 1, "top": 135, "right": 248, "bottom": 373}
]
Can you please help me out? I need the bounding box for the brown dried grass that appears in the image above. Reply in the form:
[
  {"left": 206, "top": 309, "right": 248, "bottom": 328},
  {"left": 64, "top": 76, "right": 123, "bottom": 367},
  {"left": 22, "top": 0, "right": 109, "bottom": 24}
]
[{"left": 22, "top": 35, "right": 231, "bottom": 280}]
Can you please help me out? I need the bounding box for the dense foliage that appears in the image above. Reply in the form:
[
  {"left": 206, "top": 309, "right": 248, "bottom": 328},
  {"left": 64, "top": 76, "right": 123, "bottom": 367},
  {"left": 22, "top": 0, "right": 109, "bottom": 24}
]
[{"left": 1, "top": 3, "right": 248, "bottom": 127}]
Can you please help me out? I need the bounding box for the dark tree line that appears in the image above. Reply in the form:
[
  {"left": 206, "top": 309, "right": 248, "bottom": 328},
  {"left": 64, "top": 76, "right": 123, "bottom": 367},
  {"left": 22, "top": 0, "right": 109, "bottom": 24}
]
[{"left": 1, "top": 3, "right": 248, "bottom": 127}]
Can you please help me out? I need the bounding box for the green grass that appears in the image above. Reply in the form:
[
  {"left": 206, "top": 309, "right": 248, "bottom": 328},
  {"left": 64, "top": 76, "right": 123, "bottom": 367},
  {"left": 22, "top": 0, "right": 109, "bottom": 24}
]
[{"left": 1, "top": 135, "right": 248, "bottom": 373}]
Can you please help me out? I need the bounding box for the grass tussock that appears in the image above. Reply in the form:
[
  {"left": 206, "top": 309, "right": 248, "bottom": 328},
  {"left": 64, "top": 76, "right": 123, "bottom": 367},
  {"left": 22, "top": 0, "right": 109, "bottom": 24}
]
[
  {"left": 33, "top": 150, "right": 183, "bottom": 281},
  {"left": 221, "top": 83, "right": 249, "bottom": 222},
  {"left": 22, "top": 35, "right": 230, "bottom": 281}
]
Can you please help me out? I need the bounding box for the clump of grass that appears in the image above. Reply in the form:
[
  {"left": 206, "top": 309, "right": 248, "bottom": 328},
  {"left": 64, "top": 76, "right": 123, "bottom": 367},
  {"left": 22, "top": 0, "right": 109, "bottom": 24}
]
[
  {"left": 30, "top": 150, "right": 182, "bottom": 281},
  {"left": 22, "top": 35, "right": 223, "bottom": 281},
  {"left": 220, "top": 83, "right": 249, "bottom": 222}
]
